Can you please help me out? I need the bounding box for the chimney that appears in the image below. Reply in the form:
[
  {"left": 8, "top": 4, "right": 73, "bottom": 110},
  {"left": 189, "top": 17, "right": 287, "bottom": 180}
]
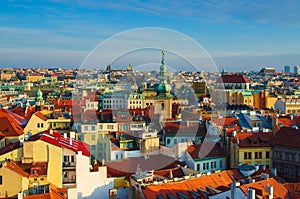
[
  {"left": 18, "top": 192, "right": 23, "bottom": 199},
  {"left": 267, "top": 185, "right": 273, "bottom": 199},
  {"left": 249, "top": 178, "right": 255, "bottom": 183},
  {"left": 231, "top": 181, "right": 240, "bottom": 199},
  {"left": 70, "top": 138, "right": 72, "bottom": 146},
  {"left": 248, "top": 188, "right": 255, "bottom": 199},
  {"left": 64, "top": 133, "right": 67, "bottom": 139}
]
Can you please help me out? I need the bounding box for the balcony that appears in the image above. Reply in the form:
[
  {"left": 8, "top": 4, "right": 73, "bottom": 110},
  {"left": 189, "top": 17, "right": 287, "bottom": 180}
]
[{"left": 62, "top": 162, "right": 76, "bottom": 169}]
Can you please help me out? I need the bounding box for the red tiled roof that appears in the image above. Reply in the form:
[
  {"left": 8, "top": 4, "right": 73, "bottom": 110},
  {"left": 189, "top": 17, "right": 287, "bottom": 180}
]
[
  {"left": 163, "top": 125, "right": 206, "bottom": 136},
  {"left": 187, "top": 142, "right": 226, "bottom": 159},
  {"left": 50, "top": 183, "right": 68, "bottom": 199},
  {"left": 154, "top": 167, "right": 185, "bottom": 179},
  {"left": 240, "top": 178, "right": 289, "bottom": 199},
  {"left": 278, "top": 116, "right": 300, "bottom": 127},
  {"left": 3, "top": 159, "right": 29, "bottom": 178},
  {"left": 142, "top": 171, "right": 234, "bottom": 199},
  {"left": 24, "top": 193, "right": 50, "bottom": 199},
  {"left": 217, "top": 74, "right": 250, "bottom": 84},
  {"left": 226, "top": 167, "right": 285, "bottom": 183},
  {"left": 232, "top": 132, "right": 274, "bottom": 147},
  {"left": 272, "top": 127, "right": 300, "bottom": 148},
  {"left": 30, "top": 162, "right": 48, "bottom": 177},
  {"left": 283, "top": 182, "right": 300, "bottom": 192},
  {"left": 0, "top": 108, "right": 27, "bottom": 136},
  {"left": 40, "top": 131, "right": 90, "bottom": 157},
  {"left": 34, "top": 111, "right": 48, "bottom": 121},
  {"left": 106, "top": 155, "right": 182, "bottom": 175}
]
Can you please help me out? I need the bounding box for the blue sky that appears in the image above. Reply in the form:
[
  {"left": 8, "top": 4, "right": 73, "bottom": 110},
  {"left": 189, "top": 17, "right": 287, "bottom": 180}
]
[{"left": 1, "top": 0, "right": 300, "bottom": 71}]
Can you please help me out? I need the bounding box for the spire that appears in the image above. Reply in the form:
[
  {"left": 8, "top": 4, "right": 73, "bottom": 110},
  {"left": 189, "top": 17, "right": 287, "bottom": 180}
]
[
  {"left": 160, "top": 49, "right": 167, "bottom": 84},
  {"left": 161, "top": 49, "right": 165, "bottom": 65},
  {"left": 155, "top": 50, "right": 172, "bottom": 98},
  {"left": 221, "top": 67, "right": 225, "bottom": 76}
]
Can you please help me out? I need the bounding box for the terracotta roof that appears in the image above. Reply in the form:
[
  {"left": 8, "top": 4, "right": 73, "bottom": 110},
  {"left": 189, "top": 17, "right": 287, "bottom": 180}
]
[
  {"left": 3, "top": 159, "right": 29, "bottom": 178},
  {"left": 272, "top": 127, "right": 300, "bottom": 148},
  {"left": 240, "top": 178, "right": 289, "bottom": 199},
  {"left": 232, "top": 132, "right": 274, "bottom": 147},
  {"left": 40, "top": 130, "right": 90, "bottom": 157},
  {"left": 153, "top": 167, "right": 185, "bottom": 179},
  {"left": 278, "top": 116, "right": 300, "bottom": 127},
  {"left": 34, "top": 111, "right": 48, "bottom": 121},
  {"left": 30, "top": 162, "right": 48, "bottom": 177},
  {"left": 50, "top": 183, "right": 68, "bottom": 199},
  {"left": 217, "top": 74, "right": 250, "bottom": 84},
  {"left": 106, "top": 154, "right": 183, "bottom": 175},
  {"left": 142, "top": 171, "right": 234, "bottom": 199},
  {"left": 163, "top": 125, "right": 206, "bottom": 136},
  {"left": 0, "top": 108, "right": 27, "bottom": 136},
  {"left": 226, "top": 167, "right": 285, "bottom": 183},
  {"left": 11, "top": 106, "right": 25, "bottom": 117},
  {"left": 283, "top": 182, "right": 300, "bottom": 193},
  {"left": 187, "top": 142, "right": 226, "bottom": 159},
  {"left": 23, "top": 193, "right": 50, "bottom": 199}
]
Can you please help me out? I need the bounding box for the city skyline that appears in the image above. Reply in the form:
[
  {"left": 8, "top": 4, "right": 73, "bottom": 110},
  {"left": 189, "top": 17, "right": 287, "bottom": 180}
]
[{"left": 1, "top": 0, "right": 300, "bottom": 71}]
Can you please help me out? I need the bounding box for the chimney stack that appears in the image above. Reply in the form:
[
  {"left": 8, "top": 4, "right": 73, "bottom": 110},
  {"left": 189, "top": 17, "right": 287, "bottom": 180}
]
[{"left": 248, "top": 188, "right": 255, "bottom": 199}]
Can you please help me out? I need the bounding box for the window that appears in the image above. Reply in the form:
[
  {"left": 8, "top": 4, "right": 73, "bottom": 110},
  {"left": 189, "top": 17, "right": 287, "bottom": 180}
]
[
  {"left": 244, "top": 152, "right": 252, "bottom": 160},
  {"left": 116, "top": 154, "right": 118, "bottom": 160},
  {"left": 91, "top": 126, "right": 96, "bottom": 131},
  {"left": 167, "top": 139, "right": 171, "bottom": 145},
  {"left": 181, "top": 139, "right": 184, "bottom": 143},
  {"left": 41, "top": 123, "right": 44, "bottom": 128},
  {"left": 64, "top": 155, "right": 69, "bottom": 162},
  {"left": 220, "top": 160, "right": 223, "bottom": 168},
  {"left": 214, "top": 161, "right": 217, "bottom": 169},
  {"left": 120, "top": 154, "right": 123, "bottom": 159},
  {"left": 91, "top": 135, "right": 96, "bottom": 140},
  {"left": 122, "top": 114, "right": 126, "bottom": 119},
  {"left": 84, "top": 126, "right": 88, "bottom": 131},
  {"left": 107, "top": 125, "right": 114, "bottom": 130},
  {"left": 255, "top": 152, "right": 262, "bottom": 159},
  {"left": 266, "top": 152, "right": 270, "bottom": 159},
  {"left": 0, "top": 175, "right": 3, "bottom": 184},
  {"left": 70, "top": 155, "right": 75, "bottom": 163},
  {"left": 203, "top": 163, "right": 206, "bottom": 170},
  {"left": 206, "top": 162, "right": 209, "bottom": 170},
  {"left": 161, "top": 103, "right": 164, "bottom": 110},
  {"left": 211, "top": 162, "right": 213, "bottom": 169},
  {"left": 174, "top": 139, "right": 177, "bottom": 144},
  {"left": 91, "top": 145, "right": 96, "bottom": 151},
  {"left": 37, "top": 123, "right": 40, "bottom": 128},
  {"left": 197, "top": 164, "right": 200, "bottom": 171}
]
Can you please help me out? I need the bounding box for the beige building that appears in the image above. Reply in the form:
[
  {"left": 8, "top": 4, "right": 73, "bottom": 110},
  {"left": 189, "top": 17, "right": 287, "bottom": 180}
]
[{"left": 0, "top": 159, "right": 29, "bottom": 198}]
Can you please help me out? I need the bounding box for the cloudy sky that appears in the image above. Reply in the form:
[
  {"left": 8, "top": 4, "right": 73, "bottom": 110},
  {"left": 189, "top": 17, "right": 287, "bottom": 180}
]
[{"left": 1, "top": 0, "right": 300, "bottom": 71}]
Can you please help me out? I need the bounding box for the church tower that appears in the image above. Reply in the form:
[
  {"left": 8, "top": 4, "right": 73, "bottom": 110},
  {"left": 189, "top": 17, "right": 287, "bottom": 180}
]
[
  {"left": 155, "top": 50, "right": 172, "bottom": 98},
  {"left": 36, "top": 88, "right": 44, "bottom": 111}
]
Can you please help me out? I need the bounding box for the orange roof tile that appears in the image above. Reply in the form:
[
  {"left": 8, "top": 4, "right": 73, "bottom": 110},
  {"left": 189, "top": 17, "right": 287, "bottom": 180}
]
[
  {"left": 142, "top": 171, "right": 234, "bottom": 199},
  {"left": 24, "top": 193, "right": 50, "bottom": 199},
  {"left": 3, "top": 159, "right": 29, "bottom": 178},
  {"left": 217, "top": 74, "right": 250, "bottom": 83},
  {"left": 0, "top": 108, "right": 26, "bottom": 136},
  {"left": 272, "top": 127, "right": 300, "bottom": 148},
  {"left": 34, "top": 111, "right": 48, "bottom": 121},
  {"left": 187, "top": 142, "right": 226, "bottom": 159},
  {"left": 50, "top": 183, "right": 68, "bottom": 199},
  {"left": 232, "top": 132, "right": 274, "bottom": 147},
  {"left": 240, "top": 178, "right": 289, "bottom": 199}
]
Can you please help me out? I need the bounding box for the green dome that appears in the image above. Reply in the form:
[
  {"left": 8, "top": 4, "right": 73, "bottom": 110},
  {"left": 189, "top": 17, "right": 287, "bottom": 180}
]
[
  {"left": 157, "top": 83, "right": 171, "bottom": 94},
  {"left": 98, "top": 93, "right": 103, "bottom": 100},
  {"left": 36, "top": 89, "right": 43, "bottom": 101}
]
